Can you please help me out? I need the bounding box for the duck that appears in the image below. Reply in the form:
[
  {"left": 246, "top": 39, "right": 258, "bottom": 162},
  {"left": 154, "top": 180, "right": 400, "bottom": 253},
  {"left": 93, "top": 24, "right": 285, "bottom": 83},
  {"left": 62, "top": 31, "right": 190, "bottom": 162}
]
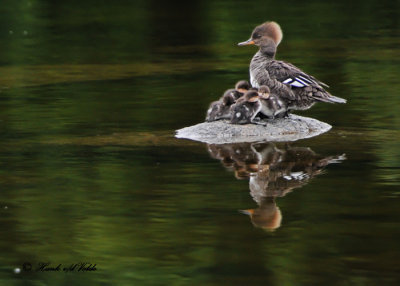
[
  {"left": 205, "top": 99, "right": 224, "bottom": 122},
  {"left": 205, "top": 80, "right": 251, "bottom": 122},
  {"left": 205, "top": 88, "right": 236, "bottom": 121},
  {"left": 233, "top": 80, "right": 251, "bottom": 98},
  {"left": 238, "top": 21, "right": 346, "bottom": 110},
  {"left": 229, "top": 90, "right": 263, "bottom": 125},
  {"left": 257, "top": 85, "right": 287, "bottom": 119}
]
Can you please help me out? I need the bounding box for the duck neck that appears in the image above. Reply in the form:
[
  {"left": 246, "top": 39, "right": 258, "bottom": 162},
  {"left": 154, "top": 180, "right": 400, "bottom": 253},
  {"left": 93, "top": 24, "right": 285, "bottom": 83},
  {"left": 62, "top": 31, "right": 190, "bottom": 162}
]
[{"left": 259, "top": 44, "right": 276, "bottom": 60}]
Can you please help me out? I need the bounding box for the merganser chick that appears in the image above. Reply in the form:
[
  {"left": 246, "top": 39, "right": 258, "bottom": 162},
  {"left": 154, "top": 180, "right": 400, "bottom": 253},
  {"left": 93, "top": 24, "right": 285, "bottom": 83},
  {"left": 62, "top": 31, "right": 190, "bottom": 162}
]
[
  {"left": 205, "top": 88, "right": 236, "bottom": 122},
  {"left": 233, "top": 80, "right": 251, "bottom": 99},
  {"left": 230, "top": 90, "right": 263, "bottom": 125},
  {"left": 206, "top": 80, "right": 251, "bottom": 122},
  {"left": 238, "top": 21, "right": 346, "bottom": 110},
  {"left": 205, "top": 99, "right": 225, "bottom": 122},
  {"left": 257, "top": 85, "right": 287, "bottom": 119}
]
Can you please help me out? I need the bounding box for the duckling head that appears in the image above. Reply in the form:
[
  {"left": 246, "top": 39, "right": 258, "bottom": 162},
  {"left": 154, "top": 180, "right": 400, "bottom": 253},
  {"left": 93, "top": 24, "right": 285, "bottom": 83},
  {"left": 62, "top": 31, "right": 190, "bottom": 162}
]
[
  {"left": 235, "top": 80, "right": 251, "bottom": 94},
  {"left": 243, "top": 90, "right": 260, "bottom": 103},
  {"left": 258, "top": 85, "right": 271, "bottom": 99},
  {"left": 222, "top": 89, "right": 237, "bottom": 105}
]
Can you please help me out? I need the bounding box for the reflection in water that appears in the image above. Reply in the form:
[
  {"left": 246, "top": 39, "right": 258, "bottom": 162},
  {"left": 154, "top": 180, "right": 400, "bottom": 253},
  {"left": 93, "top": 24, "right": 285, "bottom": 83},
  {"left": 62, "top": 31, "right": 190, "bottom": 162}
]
[{"left": 208, "top": 142, "right": 346, "bottom": 231}]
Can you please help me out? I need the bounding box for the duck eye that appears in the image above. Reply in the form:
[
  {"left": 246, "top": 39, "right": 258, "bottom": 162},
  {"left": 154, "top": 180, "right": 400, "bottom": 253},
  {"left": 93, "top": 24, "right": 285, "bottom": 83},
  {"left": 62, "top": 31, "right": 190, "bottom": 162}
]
[{"left": 252, "top": 33, "right": 260, "bottom": 39}]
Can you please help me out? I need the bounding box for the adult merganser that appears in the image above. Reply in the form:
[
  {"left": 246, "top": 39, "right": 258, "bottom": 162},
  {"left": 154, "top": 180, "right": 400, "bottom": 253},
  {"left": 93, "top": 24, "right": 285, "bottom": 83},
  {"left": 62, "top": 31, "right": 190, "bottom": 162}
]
[
  {"left": 238, "top": 21, "right": 346, "bottom": 110},
  {"left": 257, "top": 85, "right": 287, "bottom": 119},
  {"left": 230, "top": 90, "right": 263, "bottom": 125}
]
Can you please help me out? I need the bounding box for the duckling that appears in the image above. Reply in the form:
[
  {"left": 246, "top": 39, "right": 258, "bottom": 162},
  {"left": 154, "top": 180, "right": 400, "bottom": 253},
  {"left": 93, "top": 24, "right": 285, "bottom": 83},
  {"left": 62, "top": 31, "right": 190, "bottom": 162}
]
[
  {"left": 230, "top": 90, "right": 263, "bottom": 125},
  {"left": 205, "top": 88, "right": 236, "bottom": 122},
  {"left": 205, "top": 80, "right": 252, "bottom": 122},
  {"left": 257, "top": 85, "right": 287, "bottom": 119},
  {"left": 205, "top": 99, "right": 222, "bottom": 122},
  {"left": 233, "top": 80, "right": 251, "bottom": 99}
]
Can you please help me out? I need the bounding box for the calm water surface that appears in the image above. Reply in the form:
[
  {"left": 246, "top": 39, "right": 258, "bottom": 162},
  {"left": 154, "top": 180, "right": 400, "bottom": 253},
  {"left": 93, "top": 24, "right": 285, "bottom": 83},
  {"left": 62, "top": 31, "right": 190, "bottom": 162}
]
[{"left": 0, "top": 0, "right": 400, "bottom": 285}]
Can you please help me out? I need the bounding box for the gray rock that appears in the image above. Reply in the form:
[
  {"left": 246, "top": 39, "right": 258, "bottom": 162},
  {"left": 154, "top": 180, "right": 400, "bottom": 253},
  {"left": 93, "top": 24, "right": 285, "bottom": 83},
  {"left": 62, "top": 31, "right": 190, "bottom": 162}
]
[{"left": 175, "top": 114, "right": 331, "bottom": 143}]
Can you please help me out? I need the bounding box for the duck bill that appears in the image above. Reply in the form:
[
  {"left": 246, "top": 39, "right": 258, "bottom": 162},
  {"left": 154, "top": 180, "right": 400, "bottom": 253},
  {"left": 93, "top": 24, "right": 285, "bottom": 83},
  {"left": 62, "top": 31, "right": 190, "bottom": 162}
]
[
  {"left": 238, "top": 39, "right": 255, "bottom": 46},
  {"left": 239, "top": 209, "right": 254, "bottom": 216}
]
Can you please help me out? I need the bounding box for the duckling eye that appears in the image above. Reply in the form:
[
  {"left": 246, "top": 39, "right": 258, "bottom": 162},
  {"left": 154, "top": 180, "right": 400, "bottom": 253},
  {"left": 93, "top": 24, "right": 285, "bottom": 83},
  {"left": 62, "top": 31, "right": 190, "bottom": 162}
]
[{"left": 252, "top": 33, "right": 261, "bottom": 39}]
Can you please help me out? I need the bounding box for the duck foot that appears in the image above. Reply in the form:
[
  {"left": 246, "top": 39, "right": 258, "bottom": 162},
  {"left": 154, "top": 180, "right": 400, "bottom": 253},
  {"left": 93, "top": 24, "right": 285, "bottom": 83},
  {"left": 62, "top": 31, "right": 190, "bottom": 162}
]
[{"left": 251, "top": 117, "right": 267, "bottom": 126}]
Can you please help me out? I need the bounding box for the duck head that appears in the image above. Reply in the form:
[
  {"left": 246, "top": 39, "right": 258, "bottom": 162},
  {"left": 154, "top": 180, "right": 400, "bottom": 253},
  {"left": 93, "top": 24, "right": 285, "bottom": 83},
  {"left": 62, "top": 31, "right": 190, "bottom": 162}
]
[
  {"left": 238, "top": 21, "right": 283, "bottom": 57},
  {"left": 222, "top": 88, "right": 237, "bottom": 105},
  {"left": 239, "top": 197, "right": 282, "bottom": 231},
  {"left": 235, "top": 80, "right": 251, "bottom": 94},
  {"left": 258, "top": 85, "right": 271, "bottom": 99},
  {"left": 243, "top": 90, "right": 260, "bottom": 103}
]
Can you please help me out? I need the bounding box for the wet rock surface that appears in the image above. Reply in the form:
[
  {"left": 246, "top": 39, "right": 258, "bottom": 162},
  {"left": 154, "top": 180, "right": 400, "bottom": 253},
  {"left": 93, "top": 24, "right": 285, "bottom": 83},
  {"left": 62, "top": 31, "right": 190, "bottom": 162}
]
[{"left": 175, "top": 114, "right": 332, "bottom": 143}]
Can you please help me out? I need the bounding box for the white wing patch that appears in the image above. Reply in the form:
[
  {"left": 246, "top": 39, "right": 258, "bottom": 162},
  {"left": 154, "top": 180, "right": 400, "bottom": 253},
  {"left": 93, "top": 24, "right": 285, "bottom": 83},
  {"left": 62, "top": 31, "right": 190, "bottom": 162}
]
[
  {"left": 295, "top": 77, "right": 308, "bottom": 86},
  {"left": 290, "top": 81, "right": 305, "bottom": 87},
  {"left": 282, "top": 76, "right": 315, "bottom": 88},
  {"left": 298, "top": 75, "right": 314, "bottom": 84},
  {"left": 283, "top": 172, "right": 309, "bottom": 181}
]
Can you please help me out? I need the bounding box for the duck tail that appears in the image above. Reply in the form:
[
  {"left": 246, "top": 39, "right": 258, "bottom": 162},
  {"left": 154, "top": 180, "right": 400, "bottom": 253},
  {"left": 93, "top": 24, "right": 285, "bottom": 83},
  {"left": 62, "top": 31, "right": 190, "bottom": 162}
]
[
  {"left": 317, "top": 93, "right": 347, "bottom": 104},
  {"left": 328, "top": 95, "right": 347, "bottom": 104}
]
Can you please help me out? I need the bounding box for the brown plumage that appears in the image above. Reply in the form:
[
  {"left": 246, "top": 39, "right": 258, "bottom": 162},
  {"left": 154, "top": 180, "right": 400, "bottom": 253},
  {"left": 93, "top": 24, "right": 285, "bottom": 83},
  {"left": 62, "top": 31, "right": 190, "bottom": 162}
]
[{"left": 238, "top": 21, "right": 347, "bottom": 110}]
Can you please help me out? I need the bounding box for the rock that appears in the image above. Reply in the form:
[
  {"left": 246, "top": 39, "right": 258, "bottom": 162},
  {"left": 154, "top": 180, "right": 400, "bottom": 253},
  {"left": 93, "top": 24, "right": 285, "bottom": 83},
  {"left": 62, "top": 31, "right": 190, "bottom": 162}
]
[{"left": 175, "top": 114, "right": 331, "bottom": 143}]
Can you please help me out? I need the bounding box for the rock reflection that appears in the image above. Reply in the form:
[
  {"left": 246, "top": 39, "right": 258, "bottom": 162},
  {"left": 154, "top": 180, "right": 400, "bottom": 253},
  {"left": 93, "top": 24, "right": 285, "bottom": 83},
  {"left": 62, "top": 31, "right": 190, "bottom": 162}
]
[{"left": 208, "top": 142, "right": 346, "bottom": 231}]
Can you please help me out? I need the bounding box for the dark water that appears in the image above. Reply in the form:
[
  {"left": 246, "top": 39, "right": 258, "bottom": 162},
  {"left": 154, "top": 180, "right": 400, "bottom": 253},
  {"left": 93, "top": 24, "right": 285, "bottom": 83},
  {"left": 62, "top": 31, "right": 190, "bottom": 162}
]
[{"left": 0, "top": 0, "right": 400, "bottom": 285}]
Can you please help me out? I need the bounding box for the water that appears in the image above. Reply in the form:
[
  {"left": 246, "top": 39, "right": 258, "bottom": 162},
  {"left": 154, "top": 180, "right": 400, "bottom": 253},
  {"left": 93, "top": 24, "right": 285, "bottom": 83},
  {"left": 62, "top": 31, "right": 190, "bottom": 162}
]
[{"left": 0, "top": 0, "right": 400, "bottom": 285}]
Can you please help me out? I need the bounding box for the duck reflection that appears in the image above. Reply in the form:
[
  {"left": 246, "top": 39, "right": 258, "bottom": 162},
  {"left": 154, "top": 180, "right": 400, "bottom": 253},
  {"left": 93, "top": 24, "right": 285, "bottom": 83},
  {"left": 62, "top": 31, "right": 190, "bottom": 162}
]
[{"left": 208, "top": 142, "right": 346, "bottom": 231}]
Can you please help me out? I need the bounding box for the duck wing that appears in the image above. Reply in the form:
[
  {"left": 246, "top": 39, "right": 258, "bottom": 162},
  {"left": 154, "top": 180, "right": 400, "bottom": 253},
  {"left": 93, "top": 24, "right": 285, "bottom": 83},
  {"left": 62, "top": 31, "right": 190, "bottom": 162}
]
[
  {"left": 268, "top": 60, "right": 328, "bottom": 88},
  {"left": 267, "top": 60, "right": 346, "bottom": 104}
]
